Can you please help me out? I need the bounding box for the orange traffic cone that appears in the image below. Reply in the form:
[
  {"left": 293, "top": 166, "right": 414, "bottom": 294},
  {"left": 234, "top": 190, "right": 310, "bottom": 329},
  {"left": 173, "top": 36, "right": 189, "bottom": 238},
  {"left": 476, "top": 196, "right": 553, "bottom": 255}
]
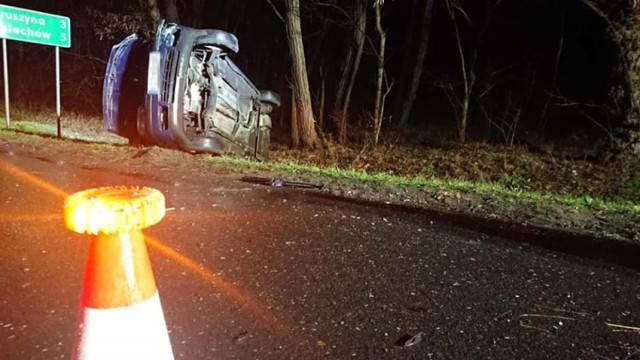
[{"left": 64, "top": 186, "right": 174, "bottom": 360}]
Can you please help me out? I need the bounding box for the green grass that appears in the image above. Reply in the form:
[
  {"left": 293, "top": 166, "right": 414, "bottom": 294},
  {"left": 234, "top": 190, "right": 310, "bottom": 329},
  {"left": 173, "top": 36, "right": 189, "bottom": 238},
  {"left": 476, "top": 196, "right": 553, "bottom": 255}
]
[
  {"left": 618, "top": 176, "right": 640, "bottom": 200},
  {"left": 3, "top": 104, "right": 638, "bottom": 216},
  {"left": 205, "top": 155, "right": 640, "bottom": 215},
  {"left": 2, "top": 106, "right": 125, "bottom": 145}
]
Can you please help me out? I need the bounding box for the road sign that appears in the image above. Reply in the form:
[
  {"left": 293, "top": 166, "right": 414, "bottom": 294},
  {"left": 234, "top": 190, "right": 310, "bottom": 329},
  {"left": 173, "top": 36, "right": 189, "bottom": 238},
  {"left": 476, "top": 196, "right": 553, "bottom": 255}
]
[{"left": 0, "top": 5, "right": 70, "bottom": 48}]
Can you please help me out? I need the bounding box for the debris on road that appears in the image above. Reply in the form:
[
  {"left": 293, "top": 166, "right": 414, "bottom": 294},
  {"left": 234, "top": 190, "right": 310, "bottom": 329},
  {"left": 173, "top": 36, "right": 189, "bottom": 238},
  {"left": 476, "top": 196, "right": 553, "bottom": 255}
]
[
  {"left": 240, "top": 176, "right": 323, "bottom": 189},
  {"left": 394, "top": 331, "right": 425, "bottom": 348},
  {"left": 132, "top": 147, "right": 153, "bottom": 158}
]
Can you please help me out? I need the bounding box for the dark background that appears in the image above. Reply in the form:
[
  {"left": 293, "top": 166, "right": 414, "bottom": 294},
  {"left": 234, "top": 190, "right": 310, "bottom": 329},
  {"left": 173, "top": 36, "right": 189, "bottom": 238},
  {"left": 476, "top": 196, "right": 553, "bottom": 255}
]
[{"left": 0, "top": 0, "right": 622, "bottom": 143}]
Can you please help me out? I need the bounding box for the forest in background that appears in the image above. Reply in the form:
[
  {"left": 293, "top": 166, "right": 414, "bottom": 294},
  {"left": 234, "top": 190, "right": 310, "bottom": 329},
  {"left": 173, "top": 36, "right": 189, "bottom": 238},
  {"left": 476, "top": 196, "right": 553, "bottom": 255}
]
[{"left": 2, "top": 0, "right": 640, "bottom": 156}]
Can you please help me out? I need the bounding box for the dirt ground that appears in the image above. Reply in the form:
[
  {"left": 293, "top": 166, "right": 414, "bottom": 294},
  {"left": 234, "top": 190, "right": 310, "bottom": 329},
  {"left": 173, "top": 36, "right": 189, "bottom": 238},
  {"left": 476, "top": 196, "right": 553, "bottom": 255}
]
[{"left": 0, "top": 130, "right": 638, "bottom": 245}]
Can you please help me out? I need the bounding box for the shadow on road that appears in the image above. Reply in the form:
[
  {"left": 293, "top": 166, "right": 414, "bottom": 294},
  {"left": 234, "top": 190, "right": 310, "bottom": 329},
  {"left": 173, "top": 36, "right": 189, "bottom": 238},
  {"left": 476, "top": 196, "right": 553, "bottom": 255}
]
[{"left": 307, "top": 191, "right": 640, "bottom": 271}]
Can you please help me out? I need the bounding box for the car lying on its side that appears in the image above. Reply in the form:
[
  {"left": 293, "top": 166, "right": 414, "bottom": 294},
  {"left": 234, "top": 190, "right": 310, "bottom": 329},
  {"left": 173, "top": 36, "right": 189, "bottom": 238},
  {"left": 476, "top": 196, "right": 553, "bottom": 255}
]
[{"left": 103, "top": 21, "right": 280, "bottom": 160}]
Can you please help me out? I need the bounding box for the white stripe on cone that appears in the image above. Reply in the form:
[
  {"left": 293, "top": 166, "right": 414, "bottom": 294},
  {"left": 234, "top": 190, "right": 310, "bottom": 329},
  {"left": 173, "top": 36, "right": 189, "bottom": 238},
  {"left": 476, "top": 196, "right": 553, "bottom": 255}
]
[{"left": 73, "top": 292, "right": 173, "bottom": 360}]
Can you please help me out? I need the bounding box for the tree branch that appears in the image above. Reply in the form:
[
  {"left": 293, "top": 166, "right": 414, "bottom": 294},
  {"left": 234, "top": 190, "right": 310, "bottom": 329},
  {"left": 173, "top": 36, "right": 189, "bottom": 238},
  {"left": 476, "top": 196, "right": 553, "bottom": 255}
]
[
  {"left": 314, "top": 2, "right": 350, "bottom": 19},
  {"left": 265, "top": 0, "right": 286, "bottom": 25}
]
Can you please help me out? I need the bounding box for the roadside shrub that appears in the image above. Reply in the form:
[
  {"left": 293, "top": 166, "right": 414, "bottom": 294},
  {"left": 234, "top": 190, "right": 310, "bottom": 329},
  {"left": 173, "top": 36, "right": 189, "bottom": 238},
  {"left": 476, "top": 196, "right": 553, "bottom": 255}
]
[{"left": 618, "top": 175, "right": 640, "bottom": 201}]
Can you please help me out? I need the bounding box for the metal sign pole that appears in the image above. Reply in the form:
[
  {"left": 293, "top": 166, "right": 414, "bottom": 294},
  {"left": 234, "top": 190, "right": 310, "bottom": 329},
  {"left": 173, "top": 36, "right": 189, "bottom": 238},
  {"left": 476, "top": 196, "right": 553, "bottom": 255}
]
[
  {"left": 56, "top": 46, "right": 61, "bottom": 138},
  {"left": 2, "top": 38, "right": 9, "bottom": 129},
  {"left": 0, "top": 5, "right": 71, "bottom": 132}
]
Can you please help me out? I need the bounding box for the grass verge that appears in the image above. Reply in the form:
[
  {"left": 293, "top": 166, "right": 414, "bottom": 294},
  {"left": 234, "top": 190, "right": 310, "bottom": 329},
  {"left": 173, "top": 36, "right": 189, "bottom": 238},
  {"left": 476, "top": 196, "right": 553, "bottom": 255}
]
[
  {"left": 204, "top": 156, "right": 640, "bottom": 216},
  {"left": 2, "top": 105, "right": 638, "bottom": 216}
]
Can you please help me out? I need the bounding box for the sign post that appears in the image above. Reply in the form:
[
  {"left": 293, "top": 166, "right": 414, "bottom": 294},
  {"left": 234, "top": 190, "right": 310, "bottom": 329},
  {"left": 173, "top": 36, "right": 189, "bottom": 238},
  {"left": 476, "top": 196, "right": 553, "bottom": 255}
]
[
  {"left": 2, "top": 38, "right": 8, "bottom": 129},
  {"left": 0, "top": 5, "right": 71, "bottom": 134}
]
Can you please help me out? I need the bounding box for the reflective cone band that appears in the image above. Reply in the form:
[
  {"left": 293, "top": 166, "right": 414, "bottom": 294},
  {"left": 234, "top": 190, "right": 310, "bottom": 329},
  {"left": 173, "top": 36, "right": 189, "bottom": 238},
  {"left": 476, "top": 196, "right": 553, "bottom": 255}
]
[{"left": 65, "top": 186, "right": 174, "bottom": 360}]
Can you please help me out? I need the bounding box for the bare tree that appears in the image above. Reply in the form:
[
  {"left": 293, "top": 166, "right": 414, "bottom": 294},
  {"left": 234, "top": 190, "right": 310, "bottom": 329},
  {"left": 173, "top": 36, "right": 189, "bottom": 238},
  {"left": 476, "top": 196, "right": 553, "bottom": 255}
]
[
  {"left": 304, "top": 5, "right": 332, "bottom": 130},
  {"left": 539, "top": 5, "right": 566, "bottom": 133},
  {"left": 138, "top": 0, "right": 161, "bottom": 27},
  {"left": 163, "top": 0, "right": 180, "bottom": 23},
  {"left": 291, "top": 87, "right": 300, "bottom": 145},
  {"left": 446, "top": 0, "right": 493, "bottom": 142},
  {"left": 317, "top": 66, "right": 327, "bottom": 129},
  {"left": 332, "top": 0, "right": 367, "bottom": 144},
  {"left": 284, "top": 0, "right": 319, "bottom": 147},
  {"left": 137, "top": 0, "right": 178, "bottom": 28},
  {"left": 396, "top": 0, "right": 435, "bottom": 128},
  {"left": 479, "top": 70, "right": 536, "bottom": 146},
  {"left": 372, "top": 0, "right": 389, "bottom": 146},
  {"left": 392, "top": 0, "right": 419, "bottom": 126},
  {"left": 231, "top": 1, "right": 249, "bottom": 34},
  {"left": 581, "top": 0, "right": 640, "bottom": 154}
]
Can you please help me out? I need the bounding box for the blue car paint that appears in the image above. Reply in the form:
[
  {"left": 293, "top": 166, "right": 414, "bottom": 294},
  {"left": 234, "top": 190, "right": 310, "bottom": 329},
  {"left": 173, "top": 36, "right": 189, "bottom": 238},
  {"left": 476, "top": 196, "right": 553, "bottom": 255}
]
[{"left": 102, "top": 33, "right": 143, "bottom": 135}]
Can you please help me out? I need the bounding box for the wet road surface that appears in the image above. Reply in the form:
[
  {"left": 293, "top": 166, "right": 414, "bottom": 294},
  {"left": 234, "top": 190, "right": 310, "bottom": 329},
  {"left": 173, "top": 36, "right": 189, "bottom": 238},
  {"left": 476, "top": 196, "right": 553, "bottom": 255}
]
[{"left": 1, "top": 153, "right": 639, "bottom": 359}]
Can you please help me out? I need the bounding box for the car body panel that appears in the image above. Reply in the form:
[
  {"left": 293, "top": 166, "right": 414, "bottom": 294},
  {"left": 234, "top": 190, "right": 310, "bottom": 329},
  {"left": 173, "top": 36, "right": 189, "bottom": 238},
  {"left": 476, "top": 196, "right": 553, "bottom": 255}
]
[{"left": 103, "top": 33, "right": 149, "bottom": 139}]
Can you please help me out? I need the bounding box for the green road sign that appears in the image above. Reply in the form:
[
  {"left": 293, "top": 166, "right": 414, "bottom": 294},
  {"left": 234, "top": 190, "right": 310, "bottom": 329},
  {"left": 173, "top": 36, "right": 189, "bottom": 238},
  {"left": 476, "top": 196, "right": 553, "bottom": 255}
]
[{"left": 0, "top": 5, "right": 70, "bottom": 48}]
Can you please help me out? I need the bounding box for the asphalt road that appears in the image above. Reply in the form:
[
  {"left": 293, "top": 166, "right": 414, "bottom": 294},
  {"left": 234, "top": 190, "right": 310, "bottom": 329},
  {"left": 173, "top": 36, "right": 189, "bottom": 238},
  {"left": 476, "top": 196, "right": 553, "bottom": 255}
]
[{"left": 1, "top": 152, "right": 639, "bottom": 360}]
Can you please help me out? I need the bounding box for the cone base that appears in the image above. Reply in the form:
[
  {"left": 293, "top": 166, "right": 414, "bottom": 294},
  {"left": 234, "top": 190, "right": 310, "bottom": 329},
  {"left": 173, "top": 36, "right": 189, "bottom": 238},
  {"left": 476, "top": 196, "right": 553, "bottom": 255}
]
[{"left": 73, "top": 292, "right": 174, "bottom": 360}]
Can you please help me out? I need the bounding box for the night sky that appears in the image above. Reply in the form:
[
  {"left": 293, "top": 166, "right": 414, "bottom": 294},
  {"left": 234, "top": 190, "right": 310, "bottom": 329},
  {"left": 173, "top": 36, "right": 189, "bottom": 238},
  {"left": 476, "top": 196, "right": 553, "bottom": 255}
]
[{"left": 0, "top": 0, "right": 624, "bottom": 139}]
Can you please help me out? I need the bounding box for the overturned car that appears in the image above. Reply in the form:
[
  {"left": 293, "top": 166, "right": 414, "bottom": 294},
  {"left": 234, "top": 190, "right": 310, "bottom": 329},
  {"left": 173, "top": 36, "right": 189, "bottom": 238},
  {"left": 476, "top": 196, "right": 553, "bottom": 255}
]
[{"left": 103, "top": 21, "right": 280, "bottom": 160}]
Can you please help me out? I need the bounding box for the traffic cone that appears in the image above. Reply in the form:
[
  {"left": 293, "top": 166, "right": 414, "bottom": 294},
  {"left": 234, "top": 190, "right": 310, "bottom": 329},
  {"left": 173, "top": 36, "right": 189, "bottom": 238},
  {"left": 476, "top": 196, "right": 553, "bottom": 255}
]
[{"left": 64, "top": 186, "right": 174, "bottom": 360}]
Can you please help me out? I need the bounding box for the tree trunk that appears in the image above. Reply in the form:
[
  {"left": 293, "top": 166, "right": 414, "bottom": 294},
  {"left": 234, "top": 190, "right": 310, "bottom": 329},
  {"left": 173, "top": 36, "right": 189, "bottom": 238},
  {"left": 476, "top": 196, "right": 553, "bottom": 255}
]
[
  {"left": 318, "top": 66, "right": 326, "bottom": 129},
  {"left": 373, "top": 2, "right": 387, "bottom": 146},
  {"left": 447, "top": 0, "right": 469, "bottom": 142},
  {"left": 232, "top": 0, "right": 249, "bottom": 34},
  {"left": 393, "top": 0, "right": 418, "bottom": 125},
  {"left": 397, "top": 0, "right": 435, "bottom": 128},
  {"left": 291, "top": 88, "right": 300, "bottom": 147},
  {"left": 340, "top": 0, "right": 367, "bottom": 144},
  {"left": 139, "top": 0, "right": 161, "bottom": 24},
  {"left": 459, "top": 92, "right": 470, "bottom": 142},
  {"left": 334, "top": 40, "right": 354, "bottom": 114},
  {"left": 447, "top": 0, "right": 492, "bottom": 143},
  {"left": 539, "top": 4, "right": 565, "bottom": 133},
  {"left": 333, "top": 0, "right": 366, "bottom": 110},
  {"left": 332, "top": 0, "right": 367, "bottom": 144},
  {"left": 285, "top": 0, "right": 318, "bottom": 148},
  {"left": 581, "top": 0, "right": 640, "bottom": 154},
  {"left": 163, "top": 0, "right": 180, "bottom": 23},
  {"left": 613, "top": 2, "right": 640, "bottom": 154}
]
